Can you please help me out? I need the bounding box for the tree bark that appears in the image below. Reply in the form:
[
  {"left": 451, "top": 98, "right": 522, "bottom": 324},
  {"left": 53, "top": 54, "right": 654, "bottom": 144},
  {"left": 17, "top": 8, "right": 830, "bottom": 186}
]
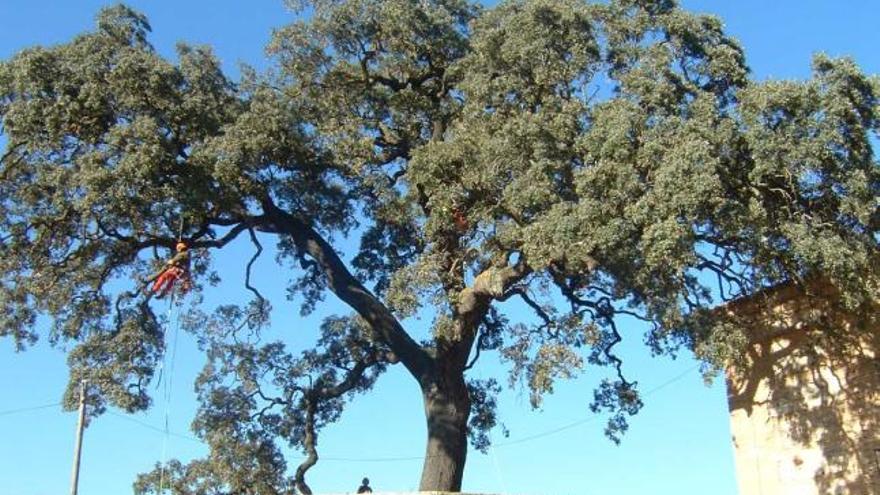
[
  {"left": 260, "top": 200, "right": 432, "bottom": 381},
  {"left": 418, "top": 374, "right": 470, "bottom": 492},
  {"left": 416, "top": 262, "right": 530, "bottom": 491},
  {"left": 260, "top": 201, "right": 534, "bottom": 492},
  {"left": 293, "top": 400, "right": 318, "bottom": 495}
]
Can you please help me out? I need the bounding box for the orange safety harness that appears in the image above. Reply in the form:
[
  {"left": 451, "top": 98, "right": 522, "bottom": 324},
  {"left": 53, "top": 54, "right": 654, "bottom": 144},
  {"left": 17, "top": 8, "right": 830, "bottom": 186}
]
[{"left": 149, "top": 241, "right": 192, "bottom": 299}]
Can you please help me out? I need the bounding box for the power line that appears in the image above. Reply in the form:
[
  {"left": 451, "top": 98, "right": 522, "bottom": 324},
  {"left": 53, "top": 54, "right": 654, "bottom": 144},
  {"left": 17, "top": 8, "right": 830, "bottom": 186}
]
[
  {"left": 99, "top": 363, "right": 702, "bottom": 463},
  {"left": 106, "top": 410, "right": 428, "bottom": 462},
  {"left": 643, "top": 364, "right": 703, "bottom": 398},
  {"left": 106, "top": 411, "right": 203, "bottom": 444},
  {"left": 0, "top": 402, "right": 62, "bottom": 417},
  {"left": 1, "top": 364, "right": 702, "bottom": 464},
  {"left": 494, "top": 363, "right": 702, "bottom": 448}
]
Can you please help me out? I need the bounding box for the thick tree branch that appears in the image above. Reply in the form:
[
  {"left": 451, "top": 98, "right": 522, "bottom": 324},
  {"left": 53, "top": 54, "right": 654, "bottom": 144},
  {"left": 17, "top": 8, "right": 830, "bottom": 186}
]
[
  {"left": 319, "top": 359, "right": 372, "bottom": 398},
  {"left": 358, "top": 47, "right": 440, "bottom": 94},
  {"left": 294, "top": 400, "right": 318, "bottom": 495},
  {"left": 97, "top": 214, "right": 269, "bottom": 253},
  {"left": 189, "top": 220, "right": 255, "bottom": 250},
  {"left": 294, "top": 349, "right": 384, "bottom": 495},
  {"left": 450, "top": 258, "right": 531, "bottom": 369},
  {"left": 260, "top": 199, "right": 433, "bottom": 383}
]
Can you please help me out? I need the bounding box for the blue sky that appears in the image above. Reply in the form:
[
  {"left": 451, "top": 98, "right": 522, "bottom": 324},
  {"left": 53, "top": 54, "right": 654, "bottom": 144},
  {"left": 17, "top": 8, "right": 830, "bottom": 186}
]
[{"left": 0, "top": 1, "right": 877, "bottom": 494}]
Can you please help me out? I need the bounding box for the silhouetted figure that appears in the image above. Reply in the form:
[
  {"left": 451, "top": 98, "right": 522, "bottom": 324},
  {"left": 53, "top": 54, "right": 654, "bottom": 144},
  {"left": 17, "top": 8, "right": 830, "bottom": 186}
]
[{"left": 356, "top": 477, "right": 373, "bottom": 493}]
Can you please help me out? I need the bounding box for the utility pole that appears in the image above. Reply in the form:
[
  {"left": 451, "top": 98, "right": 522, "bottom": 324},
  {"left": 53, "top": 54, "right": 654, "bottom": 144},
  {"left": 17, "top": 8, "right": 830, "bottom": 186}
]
[{"left": 69, "top": 379, "right": 86, "bottom": 495}]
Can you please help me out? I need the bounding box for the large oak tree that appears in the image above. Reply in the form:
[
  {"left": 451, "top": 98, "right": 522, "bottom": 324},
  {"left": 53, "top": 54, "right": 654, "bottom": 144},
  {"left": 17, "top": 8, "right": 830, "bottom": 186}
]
[{"left": 1, "top": 0, "right": 877, "bottom": 492}]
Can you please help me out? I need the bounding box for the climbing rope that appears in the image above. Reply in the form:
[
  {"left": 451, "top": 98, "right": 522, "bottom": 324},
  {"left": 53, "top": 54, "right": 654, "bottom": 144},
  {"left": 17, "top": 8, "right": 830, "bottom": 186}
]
[
  {"left": 157, "top": 287, "right": 182, "bottom": 494},
  {"left": 488, "top": 433, "right": 509, "bottom": 494},
  {"left": 158, "top": 214, "right": 188, "bottom": 493}
]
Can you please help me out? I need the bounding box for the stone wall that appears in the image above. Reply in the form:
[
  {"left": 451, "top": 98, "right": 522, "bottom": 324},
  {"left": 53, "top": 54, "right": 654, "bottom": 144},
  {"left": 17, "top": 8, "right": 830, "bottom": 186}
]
[{"left": 724, "top": 281, "right": 880, "bottom": 494}]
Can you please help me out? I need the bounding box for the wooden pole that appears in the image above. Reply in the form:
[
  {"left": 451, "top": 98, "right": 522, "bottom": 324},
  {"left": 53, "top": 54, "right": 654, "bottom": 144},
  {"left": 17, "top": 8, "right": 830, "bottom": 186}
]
[{"left": 69, "top": 380, "right": 86, "bottom": 495}]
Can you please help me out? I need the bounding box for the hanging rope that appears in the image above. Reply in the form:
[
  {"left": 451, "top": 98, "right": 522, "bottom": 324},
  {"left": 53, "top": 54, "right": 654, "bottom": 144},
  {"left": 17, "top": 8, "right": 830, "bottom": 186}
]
[
  {"left": 159, "top": 212, "right": 188, "bottom": 495},
  {"left": 157, "top": 286, "right": 182, "bottom": 494},
  {"left": 488, "top": 433, "right": 509, "bottom": 495},
  {"left": 177, "top": 215, "right": 185, "bottom": 243}
]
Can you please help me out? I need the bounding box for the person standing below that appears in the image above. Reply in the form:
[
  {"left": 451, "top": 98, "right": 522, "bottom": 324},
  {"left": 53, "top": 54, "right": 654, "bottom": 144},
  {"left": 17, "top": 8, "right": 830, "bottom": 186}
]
[{"left": 356, "top": 477, "right": 373, "bottom": 493}]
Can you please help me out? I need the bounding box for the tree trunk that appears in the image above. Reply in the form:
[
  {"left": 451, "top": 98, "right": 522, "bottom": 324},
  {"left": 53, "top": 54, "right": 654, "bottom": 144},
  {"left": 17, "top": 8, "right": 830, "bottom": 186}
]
[{"left": 418, "top": 375, "right": 470, "bottom": 492}]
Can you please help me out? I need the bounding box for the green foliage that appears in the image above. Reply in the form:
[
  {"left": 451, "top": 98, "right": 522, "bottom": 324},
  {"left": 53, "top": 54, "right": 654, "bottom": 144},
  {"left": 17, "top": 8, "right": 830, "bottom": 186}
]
[
  {"left": 466, "top": 378, "right": 506, "bottom": 452},
  {"left": 1, "top": 0, "right": 877, "bottom": 491}
]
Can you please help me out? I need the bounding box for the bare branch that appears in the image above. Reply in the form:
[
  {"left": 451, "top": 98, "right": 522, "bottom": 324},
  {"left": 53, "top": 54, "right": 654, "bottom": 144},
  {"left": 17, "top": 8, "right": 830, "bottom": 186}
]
[
  {"left": 0, "top": 141, "right": 28, "bottom": 181},
  {"left": 464, "top": 315, "right": 494, "bottom": 371},
  {"left": 500, "top": 286, "right": 553, "bottom": 329},
  {"left": 602, "top": 317, "right": 630, "bottom": 386},
  {"left": 0, "top": 141, "right": 26, "bottom": 164},
  {"left": 245, "top": 227, "right": 266, "bottom": 303},
  {"left": 547, "top": 266, "right": 636, "bottom": 388},
  {"left": 191, "top": 221, "right": 253, "bottom": 250}
]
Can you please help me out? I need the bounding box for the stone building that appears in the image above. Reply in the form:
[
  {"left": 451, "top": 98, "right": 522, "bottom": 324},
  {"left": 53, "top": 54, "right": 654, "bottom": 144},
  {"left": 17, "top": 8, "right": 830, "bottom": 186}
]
[{"left": 724, "top": 280, "right": 879, "bottom": 494}]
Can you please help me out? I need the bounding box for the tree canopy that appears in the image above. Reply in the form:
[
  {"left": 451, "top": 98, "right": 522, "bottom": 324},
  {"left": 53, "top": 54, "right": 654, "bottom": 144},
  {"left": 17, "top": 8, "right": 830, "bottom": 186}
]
[{"left": 1, "top": 0, "right": 877, "bottom": 492}]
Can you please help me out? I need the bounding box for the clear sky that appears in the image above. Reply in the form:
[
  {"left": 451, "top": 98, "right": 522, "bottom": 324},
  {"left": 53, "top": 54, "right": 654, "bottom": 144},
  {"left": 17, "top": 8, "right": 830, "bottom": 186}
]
[{"left": 0, "top": 1, "right": 877, "bottom": 494}]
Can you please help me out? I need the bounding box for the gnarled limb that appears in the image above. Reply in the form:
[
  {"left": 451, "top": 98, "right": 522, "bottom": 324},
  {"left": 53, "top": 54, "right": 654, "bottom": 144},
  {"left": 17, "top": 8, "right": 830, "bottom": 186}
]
[
  {"left": 295, "top": 351, "right": 386, "bottom": 494},
  {"left": 450, "top": 258, "right": 531, "bottom": 369},
  {"left": 261, "top": 198, "right": 433, "bottom": 383}
]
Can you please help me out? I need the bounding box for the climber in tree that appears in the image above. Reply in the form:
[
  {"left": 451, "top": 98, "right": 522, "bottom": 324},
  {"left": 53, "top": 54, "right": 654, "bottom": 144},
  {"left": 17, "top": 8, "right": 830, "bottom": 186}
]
[{"left": 148, "top": 242, "right": 192, "bottom": 299}]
